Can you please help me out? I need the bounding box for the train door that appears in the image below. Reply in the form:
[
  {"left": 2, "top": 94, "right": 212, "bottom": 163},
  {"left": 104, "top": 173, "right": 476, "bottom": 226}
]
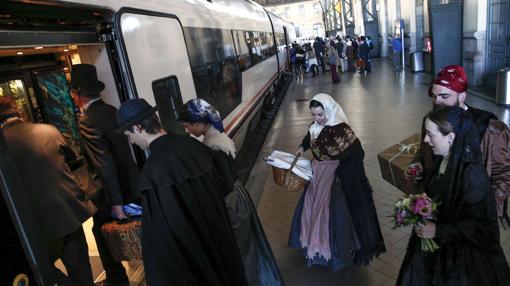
[
  {"left": 115, "top": 9, "right": 196, "bottom": 135},
  {"left": 0, "top": 3, "right": 144, "bottom": 283},
  {"left": 283, "top": 26, "right": 291, "bottom": 69}
]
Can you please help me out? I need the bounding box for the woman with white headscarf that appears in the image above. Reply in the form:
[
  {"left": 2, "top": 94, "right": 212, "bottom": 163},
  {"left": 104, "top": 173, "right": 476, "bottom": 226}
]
[{"left": 289, "top": 93, "right": 386, "bottom": 271}]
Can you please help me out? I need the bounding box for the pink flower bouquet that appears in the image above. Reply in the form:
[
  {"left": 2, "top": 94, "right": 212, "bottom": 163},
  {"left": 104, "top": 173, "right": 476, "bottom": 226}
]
[{"left": 391, "top": 193, "right": 440, "bottom": 252}]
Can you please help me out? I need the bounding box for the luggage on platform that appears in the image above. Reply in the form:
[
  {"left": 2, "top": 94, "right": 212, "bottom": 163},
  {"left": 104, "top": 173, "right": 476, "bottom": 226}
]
[{"left": 101, "top": 218, "right": 142, "bottom": 261}]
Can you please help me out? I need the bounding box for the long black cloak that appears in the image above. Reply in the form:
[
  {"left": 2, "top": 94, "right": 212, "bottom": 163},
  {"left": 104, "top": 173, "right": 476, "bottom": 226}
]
[
  {"left": 138, "top": 134, "right": 248, "bottom": 286},
  {"left": 397, "top": 109, "right": 510, "bottom": 286}
]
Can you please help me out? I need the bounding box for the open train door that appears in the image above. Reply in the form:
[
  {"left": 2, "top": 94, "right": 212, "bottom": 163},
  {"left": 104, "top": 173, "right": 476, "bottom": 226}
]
[{"left": 114, "top": 9, "right": 197, "bottom": 135}]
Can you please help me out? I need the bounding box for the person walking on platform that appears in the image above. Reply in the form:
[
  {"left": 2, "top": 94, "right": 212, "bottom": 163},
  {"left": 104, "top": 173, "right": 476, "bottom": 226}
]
[
  {"left": 397, "top": 106, "right": 510, "bottom": 286},
  {"left": 0, "top": 96, "right": 97, "bottom": 286},
  {"left": 358, "top": 36, "right": 370, "bottom": 74},
  {"left": 70, "top": 64, "right": 140, "bottom": 286},
  {"left": 295, "top": 45, "right": 306, "bottom": 80},
  {"left": 178, "top": 98, "right": 283, "bottom": 286},
  {"left": 409, "top": 65, "right": 510, "bottom": 228},
  {"left": 289, "top": 93, "right": 385, "bottom": 271},
  {"left": 345, "top": 37, "right": 356, "bottom": 72},
  {"left": 116, "top": 99, "right": 248, "bottom": 286},
  {"left": 307, "top": 46, "right": 319, "bottom": 77},
  {"left": 327, "top": 41, "right": 340, "bottom": 84},
  {"left": 391, "top": 36, "right": 402, "bottom": 71},
  {"left": 313, "top": 37, "right": 326, "bottom": 74}
]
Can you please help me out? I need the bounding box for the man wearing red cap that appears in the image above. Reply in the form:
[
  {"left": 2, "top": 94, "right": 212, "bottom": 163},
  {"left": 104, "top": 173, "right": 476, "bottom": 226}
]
[{"left": 410, "top": 65, "right": 510, "bottom": 227}]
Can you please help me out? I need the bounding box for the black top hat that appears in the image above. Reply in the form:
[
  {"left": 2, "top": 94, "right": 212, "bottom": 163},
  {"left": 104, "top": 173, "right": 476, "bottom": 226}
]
[
  {"left": 116, "top": 99, "right": 158, "bottom": 133},
  {"left": 71, "top": 64, "right": 105, "bottom": 98}
]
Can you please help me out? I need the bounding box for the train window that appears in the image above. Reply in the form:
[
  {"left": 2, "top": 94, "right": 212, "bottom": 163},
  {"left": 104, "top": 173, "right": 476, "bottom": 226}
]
[
  {"left": 259, "top": 32, "right": 276, "bottom": 59},
  {"left": 233, "top": 31, "right": 276, "bottom": 72},
  {"left": 0, "top": 79, "right": 34, "bottom": 123},
  {"left": 152, "top": 76, "right": 186, "bottom": 135},
  {"left": 276, "top": 33, "right": 286, "bottom": 53},
  {"left": 183, "top": 27, "right": 242, "bottom": 118},
  {"left": 233, "top": 30, "right": 253, "bottom": 71}
]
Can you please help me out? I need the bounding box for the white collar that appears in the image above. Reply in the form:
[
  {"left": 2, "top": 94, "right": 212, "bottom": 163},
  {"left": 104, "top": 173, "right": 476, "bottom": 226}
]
[{"left": 83, "top": 98, "right": 101, "bottom": 111}]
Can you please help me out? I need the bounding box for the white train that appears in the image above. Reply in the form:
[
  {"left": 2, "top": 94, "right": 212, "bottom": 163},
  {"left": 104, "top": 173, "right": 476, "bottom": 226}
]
[
  {"left": 0, "top": 0, "right": 295, "bottom": 284},
  {"left": 0, "top": 0, "right": 296, "bottom": 148}
]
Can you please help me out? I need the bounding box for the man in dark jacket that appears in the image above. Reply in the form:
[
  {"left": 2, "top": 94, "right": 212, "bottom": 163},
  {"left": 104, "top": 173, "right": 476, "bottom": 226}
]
[
  {"left": 71, "top": 64, "right": 140, "bottom": 286},
  {"left": 313, "top": 37, "right": 325, "bottom": 73},
  {"left": 0, "top": 96, "right": 97, "bottom": 285},
  {"left": 115, "top": 99, "right": 248, "bottom": 286},
  {"left": 358, "top": 36, "right": 370, "bottom": 74}
]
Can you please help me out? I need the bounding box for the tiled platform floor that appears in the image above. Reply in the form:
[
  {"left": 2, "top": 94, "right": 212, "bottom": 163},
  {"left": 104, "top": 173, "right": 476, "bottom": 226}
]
[{"left": 246, "top": 59, "right": 510, "bottom": 286}]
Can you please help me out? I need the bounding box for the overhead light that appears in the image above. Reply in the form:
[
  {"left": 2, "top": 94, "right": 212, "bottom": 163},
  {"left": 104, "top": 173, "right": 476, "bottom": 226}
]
[
  {"left": 16, "top": 51, "right": 23, "bottom": 55},
  {"left": 35, "top": 46, "right": 44, "bottom": 49},
  {"left": 64, "top": 49, "right": 69, "bottom": 52}
]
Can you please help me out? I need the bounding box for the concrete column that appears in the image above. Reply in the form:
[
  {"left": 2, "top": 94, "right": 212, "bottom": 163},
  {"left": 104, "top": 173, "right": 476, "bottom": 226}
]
[
  {"left": 379, "top": 0, "right": 389, "bottom": 57},
  {"left": 408, "top": 0, "right": 417, "bottom": 53},
  {"left": 462, "top": 0, "right": 487, "bottom": 86}
]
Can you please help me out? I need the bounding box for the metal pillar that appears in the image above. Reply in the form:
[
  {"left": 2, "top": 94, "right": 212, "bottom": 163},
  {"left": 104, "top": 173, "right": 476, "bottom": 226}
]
[
  {"left": 361, "top": 0, "right": 380, "bottom": 56},
  {"left": 415, "top": 0, "right": 425, "bottom": 51},
  {"left": 341, "top": 0, "right": 355, "bottom": 36}
]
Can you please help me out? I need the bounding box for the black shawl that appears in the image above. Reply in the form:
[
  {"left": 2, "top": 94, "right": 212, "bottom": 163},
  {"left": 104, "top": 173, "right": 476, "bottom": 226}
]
[
  {"left": 138, "top": 134, "right": 248, "bottom": 286},
  {"left": 397, "top": 108, "right": 510, "bottom": 285}
]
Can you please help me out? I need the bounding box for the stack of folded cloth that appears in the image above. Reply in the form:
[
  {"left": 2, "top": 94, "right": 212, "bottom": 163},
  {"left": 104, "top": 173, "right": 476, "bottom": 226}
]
[{"left": 265, "top": 150, "right": 313, "bottom": 181}]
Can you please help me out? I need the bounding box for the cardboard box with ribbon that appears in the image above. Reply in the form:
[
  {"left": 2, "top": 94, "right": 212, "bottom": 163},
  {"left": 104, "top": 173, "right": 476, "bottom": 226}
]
[{"left": 377, "top": 134, "right": 422, "bottom": 194}]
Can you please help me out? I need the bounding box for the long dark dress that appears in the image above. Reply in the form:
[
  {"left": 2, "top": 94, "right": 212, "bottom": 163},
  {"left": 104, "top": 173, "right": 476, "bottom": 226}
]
[
  {"left": 206, "top": 130, "right": 283, "bottom": 286},
  {"left": 397, "top": 110, "right": 510, "bottom": 286},
  {"left": 289, "top": 123, "right": 385, "bottom": 270},
  {"left": 138, "top": 134, "right": 248, "bottom": 286}
]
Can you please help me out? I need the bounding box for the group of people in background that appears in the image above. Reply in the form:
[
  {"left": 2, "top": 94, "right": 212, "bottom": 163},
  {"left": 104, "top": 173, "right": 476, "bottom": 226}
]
[
  {"left": 2, "top": 55, "right": 510, "bottom": 285},
  {"left": 289, "top": 34, "right": 375, "bottom": 83}
]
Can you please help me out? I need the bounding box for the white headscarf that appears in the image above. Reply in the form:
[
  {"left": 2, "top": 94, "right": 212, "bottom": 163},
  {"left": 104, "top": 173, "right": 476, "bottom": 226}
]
[{"left": 308, "top": 93, "right": 350, "bottom": 139}]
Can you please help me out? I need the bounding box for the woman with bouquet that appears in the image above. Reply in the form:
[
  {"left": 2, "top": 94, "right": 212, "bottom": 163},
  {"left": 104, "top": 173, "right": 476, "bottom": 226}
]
[
  {"left": 397, "top": 106, "right": 510, "bottom": 285},
  {"left": 289, "top": 93, "right": 385, "bottom": 270}
]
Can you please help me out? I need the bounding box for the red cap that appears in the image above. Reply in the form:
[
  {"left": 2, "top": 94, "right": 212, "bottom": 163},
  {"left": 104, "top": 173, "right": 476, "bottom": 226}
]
[{"left": 433, "top": 65, "right": 468, "bottom": 93}]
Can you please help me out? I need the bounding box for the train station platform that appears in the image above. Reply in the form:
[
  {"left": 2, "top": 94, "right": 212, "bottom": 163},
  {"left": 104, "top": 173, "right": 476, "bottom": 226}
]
[{"left": 245, "top": 59, "right": 510, "bottom": 286}]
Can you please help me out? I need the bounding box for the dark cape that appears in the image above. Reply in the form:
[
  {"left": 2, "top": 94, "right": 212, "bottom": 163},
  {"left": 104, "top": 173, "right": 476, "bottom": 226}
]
[
  {"left": 290, "top": 123, "right": 385, "bottom": 269},
  {"left": 397, "top": 109, "right": 510, "bottom": 286},
  {"left": 79, "top": 99, "right": 140, "bottom": 206},
  {"left": 138, "top": 134, "right": 248, "bottom": 286},
  {"left": 211, "top": 149, "right": 283, "bottom": 286}
]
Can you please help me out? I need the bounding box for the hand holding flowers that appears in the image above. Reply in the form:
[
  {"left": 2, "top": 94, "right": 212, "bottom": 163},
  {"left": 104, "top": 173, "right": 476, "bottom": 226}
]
[{"left": 391, "top": 193, "right": 440, "bottom": 252}]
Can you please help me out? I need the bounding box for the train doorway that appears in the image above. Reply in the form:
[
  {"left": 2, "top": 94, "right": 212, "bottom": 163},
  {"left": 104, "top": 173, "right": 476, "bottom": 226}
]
[{"left": 0, "top": 2, "right": 146, "bottom": 284}]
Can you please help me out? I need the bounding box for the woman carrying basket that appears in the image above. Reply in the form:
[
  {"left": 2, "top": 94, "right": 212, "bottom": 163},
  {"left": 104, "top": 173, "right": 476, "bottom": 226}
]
[
  {"left": 289, "top": 93, "right": 385, "bottom": 270},
  {"left": 178, "top": 99, "right": 283, "bottom": 286}
]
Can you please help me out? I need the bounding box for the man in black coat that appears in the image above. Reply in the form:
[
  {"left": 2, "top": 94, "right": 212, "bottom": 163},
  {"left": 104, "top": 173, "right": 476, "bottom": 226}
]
[
  {"left": 358, "top": 36, "right": 370, "bottom": 73},
  {"left": 71, "top": 64, "right": 140, "bottom": 286},
  {"left": 115, "top": 99, "right": 248, "bottom": 286},
  {"left": 0, "top": 96, "right": 97, "bottom": 285}
]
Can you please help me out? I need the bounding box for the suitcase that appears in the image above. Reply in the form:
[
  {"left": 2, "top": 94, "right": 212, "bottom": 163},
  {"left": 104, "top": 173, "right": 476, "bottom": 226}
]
[{"left": 101, "top": 218, "right": 142, "bottom": 261}]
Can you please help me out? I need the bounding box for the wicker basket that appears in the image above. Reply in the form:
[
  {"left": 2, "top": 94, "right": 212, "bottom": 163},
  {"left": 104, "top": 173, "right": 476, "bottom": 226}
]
[{"left": 271, "top": 154, "right": 308, "bottom": 192}]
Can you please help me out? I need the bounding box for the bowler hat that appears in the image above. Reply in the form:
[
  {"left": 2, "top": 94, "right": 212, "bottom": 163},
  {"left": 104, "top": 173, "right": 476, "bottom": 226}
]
[
  {"left": 116, "top": 99, "right": 158, "bottom": 133},
  {"left": 71, "top": 64, "right": 105, "bottom": 98}
]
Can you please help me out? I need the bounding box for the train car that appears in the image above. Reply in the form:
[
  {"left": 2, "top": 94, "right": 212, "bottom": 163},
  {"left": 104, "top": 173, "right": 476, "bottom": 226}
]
[
  {"left": 0, "top": 0, "right": 294, "bottom": 284},
  {"left": 0, "top": 0, "right": 294, "bottom": 148}
]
